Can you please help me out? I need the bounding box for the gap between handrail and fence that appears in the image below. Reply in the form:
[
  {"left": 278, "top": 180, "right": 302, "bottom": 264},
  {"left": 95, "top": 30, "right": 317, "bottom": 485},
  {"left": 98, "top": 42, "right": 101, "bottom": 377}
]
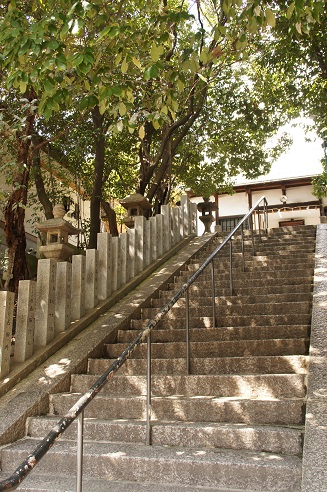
[{"left": 0, "top": 196, "right": 268, "bottom": 492}]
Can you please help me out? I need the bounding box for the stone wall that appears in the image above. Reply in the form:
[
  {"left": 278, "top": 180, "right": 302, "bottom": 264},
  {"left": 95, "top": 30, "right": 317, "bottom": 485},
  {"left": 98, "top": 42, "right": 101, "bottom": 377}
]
[{"left": 0, "top": 196, "right": 197, "bottom": 380}]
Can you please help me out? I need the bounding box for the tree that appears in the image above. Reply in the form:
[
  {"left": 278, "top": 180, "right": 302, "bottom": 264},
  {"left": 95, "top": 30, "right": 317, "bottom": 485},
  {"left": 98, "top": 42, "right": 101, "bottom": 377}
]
[{"left": 0, "top": 0, "right": 324, "bottom": 289}]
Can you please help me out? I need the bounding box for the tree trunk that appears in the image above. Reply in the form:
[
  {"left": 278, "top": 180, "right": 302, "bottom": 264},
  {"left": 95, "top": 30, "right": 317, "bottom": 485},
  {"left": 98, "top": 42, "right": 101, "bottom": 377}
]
[
  {"left": 101, "top": 200, "right": 119, "bottom": 236},
  {"left": 4, "top": 93, "right": 35, "bottom": 293},
  {"left": 88, "top": 106, "right": 105, "bottom": 249},
  {"left": 33, "top": 148, "right": 54, "bottom": 220}
]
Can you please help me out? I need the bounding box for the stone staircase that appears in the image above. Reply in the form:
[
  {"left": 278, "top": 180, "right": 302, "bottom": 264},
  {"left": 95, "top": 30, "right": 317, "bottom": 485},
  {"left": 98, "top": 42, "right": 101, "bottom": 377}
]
[{"left": 0, "top": 225, "right": 316, "bottom": 491}]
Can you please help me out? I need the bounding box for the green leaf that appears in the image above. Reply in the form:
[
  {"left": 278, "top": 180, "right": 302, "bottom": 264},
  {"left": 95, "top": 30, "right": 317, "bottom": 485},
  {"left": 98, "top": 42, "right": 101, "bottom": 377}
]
[
  {"left": 151, "top": 43, "right": 162, "bottom": 62},
  {"left": 266, "top": 8, "right": 276, "bottom": 28},
  {"left": 119, "top": 101, "right": 127, "bottom": 116},
  {"left": 19, "top": 80, "right": 27, "bottom": 94},
  {"left": 121, "top": 58, "right": 129, "bottom": 73},
  {"left": 144, "top": 65, "right": 159, "bottom": 80},
  {"left": 286, "top": 2, "right": 295, "bottom": 18},
  {"left": 132, "top": 57, "right": 142, "bottom": 69},
  {"left": 139, "top": 125, "right": 145, "bottom": 139},
  {"left": 44, "top": 76, "right": 55, "bottom": 94}
]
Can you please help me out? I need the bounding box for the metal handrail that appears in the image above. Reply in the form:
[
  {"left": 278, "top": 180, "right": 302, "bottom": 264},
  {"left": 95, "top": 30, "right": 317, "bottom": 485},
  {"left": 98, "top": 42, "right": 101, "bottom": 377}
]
[{"left": 0, "top": 196, "right": 268, "bottom": 492}]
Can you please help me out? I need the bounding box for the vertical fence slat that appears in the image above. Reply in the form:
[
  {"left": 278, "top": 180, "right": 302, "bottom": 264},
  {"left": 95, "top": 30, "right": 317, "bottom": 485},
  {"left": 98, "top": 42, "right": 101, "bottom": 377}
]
[
  {"left": 85, "top": 249, "right": 99, "bottom": 310},
  {"left": 161, "top": 205, "right": 171, "bottom": 253},
  {"left": 97, "top": 233, "right": 112, "bottom": 300},
  {"left": 71, "top": 255, "right": 86, "bottom": 321},
  {"left": 134, "top": 216, "right": 145, "bottom": 274},
  {"left": 34, "top": 259, "right": 56, "bottom": 348},
  {"left": 156, "top": 214, "right": 163, "bottom": 258},
  {"left": 15, "top": 280, "right": 36, "bottom": 363},
  {"left": 0, "top": 291, "right": 15, "bottom": 377},
  {"left": 55, "top": 262, "right": 72, "bottom": 336},
  {"left": 127, "top": 228, "right": 136, "bottom": 280},
  {"left": 119, "top": 232, "right": 128, "bottom": 286},
  {"left": 149, "top": 217, "right": 157, "bottom": 264}
]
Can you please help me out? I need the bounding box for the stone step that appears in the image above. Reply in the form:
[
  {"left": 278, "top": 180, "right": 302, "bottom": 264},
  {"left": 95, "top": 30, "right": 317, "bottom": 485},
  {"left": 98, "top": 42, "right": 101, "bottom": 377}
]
[
  {"left": 104, "top": 338, "right": 309, "bottom": 359},
  {"left": 26, "top": 416, "right": 303, "bottom": 455},
  {"left": 131, "top": 313, "right": 312, "bottom": 329},
  {"left": 118, "top": 325, "right": 310, "bottom": 344},
  {"left": 49, "top": 393, "right": 304, "bottom": 425},
  {"left": 162, "top": 283, "right": 313, "bottom": 297},
  {"left": 177, "top": 268, "right": 314, "bottom": 282},
  {"left": 172, "top": 275, "right": 313, "bottom": 290},
  {"left": 151, "top": 293, "right": 311, "bottom": 309},
  {"left": 0, "top": 440, "right": 302, "bottom": 491},
  {"left": 0, "top": 473, "right": 228, "bottom": 492},
  {"left": 88, "top": 355, "right": 308, "bottom": 376},
  {"left": 141, "top": 301, "right": 311, "bottom": 319},
  {"left": 70, "top": 373, "right": 306, "bottom": 398},
  {"left": 188, "top": 259, "right": 314, "bottom": 271}
]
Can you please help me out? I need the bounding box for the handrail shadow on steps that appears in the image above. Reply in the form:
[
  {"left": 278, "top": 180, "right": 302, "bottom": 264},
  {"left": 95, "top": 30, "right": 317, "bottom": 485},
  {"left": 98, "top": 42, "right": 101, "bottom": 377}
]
[{"left": 0, "top": 196, "right": 268, "bottom": 492}]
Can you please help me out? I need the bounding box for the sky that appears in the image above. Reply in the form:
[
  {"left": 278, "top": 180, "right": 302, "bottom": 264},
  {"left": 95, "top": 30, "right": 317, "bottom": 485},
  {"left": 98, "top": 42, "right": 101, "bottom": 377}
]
[{"left": 237, "top": 118, "right": 325, "bottom": 184}]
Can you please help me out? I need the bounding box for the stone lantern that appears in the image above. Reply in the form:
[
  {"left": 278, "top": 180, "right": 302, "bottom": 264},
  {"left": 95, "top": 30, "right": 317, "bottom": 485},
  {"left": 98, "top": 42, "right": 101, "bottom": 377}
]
[
  {"left": 197, "top": 197, "right": 218, "bottom": 234},
  {"left": 36, "top": 204, "right": 81, "bottom": 261},
  {"left": 120, "top": 193, "right": 152, "bottom": 228}
]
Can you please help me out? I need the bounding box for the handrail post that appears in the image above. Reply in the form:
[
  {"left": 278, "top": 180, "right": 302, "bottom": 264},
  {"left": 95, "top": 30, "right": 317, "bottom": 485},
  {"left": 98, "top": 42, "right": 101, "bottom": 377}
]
[
  {"left": 265, "top": 198, "right": 268, "bottom": 232},
  {"left": 210, "top": 261, "right": 216, "bottom": 329},
  {"left": 76, "top": 410, "right": 84, "bottom": 492},
  {"left": 250, "top": 213, "right": 255, "bottom": 256},
  {"left": 257, "top": 206, "right": 261, "bottom": 242},
  {"left": 241, "top": 224, "right": 245, "bottom": 272},
  {"left": 146, "top": 332, "right": 152, "bottom": 445},
  {"left": 185, "top": 290, "right": 190, "bottom": 375},
  {"left": 229, "top": 239, "right": 233, "bottom": 295}
]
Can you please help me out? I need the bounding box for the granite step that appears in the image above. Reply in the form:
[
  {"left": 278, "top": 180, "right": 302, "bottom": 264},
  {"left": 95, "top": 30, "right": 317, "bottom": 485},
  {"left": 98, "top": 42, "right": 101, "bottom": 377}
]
[
  {"left": 88, "top": 355, "right": 308, "bottom": 376},
  {"left": 151, "top": 293, "right": 311, "bottom": 308},
  {"left": 131, "top": 313, "right": 312, "bottom": 329},
  {"left": 117, "top": 325, "right": 310, "bottom": 343},
  {"left": 49, "top": 393, "right": 304, "bottom": 425},
  {"left": 170, "top": 276, "right": 313, "bottom": 291},
  {"left": 0, "top": 473, "right": 230, "bottom": 492},
  {"left": 0, "top": 440, "right": 302, "bottom": 491},
  {"left": 162, "top": 283, "right": 313, "bottom": 297},
  {"left": 140, "top": 301, "right": 311, "bottom": 319},
  {"left": 104, "top": 338, "right": 309, "bottom": 359},
  {"left": 69, "top": 373, "right": 306, "bottom": 398},
  {"left": 26, "top": 415, "right": 303, "bottom": 455},
  {"left": 177, "top": 269, "right": 314, "bottom": 281}
]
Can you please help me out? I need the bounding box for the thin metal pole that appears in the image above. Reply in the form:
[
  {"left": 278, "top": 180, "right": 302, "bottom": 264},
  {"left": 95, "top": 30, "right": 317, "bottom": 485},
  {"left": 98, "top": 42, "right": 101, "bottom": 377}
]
[
  {"left": 76, "top": 410, "right": 84, "bottom": 492},
  {"left": 229, "top": 239, "right": 233, "bottom": 295},
  {"left": 265, "top": 199, "right": 268, "bottom": 232},
  {"left": 210, "top": 261, "right": 216, "bottom": 329},
  {"left": 250, "top": 213, "right": 255, "bottom": 256},
  {"left": 257, "top": 206, "right": 261, "bottom": 242},
  {"left": 241, "top": 224, "right": 245, "bottom": 272},
  {"left": 185, "top": 290, "right": 190, "bottom": 375},
  {"left": 146, "top": 332, "right": 152, "bottom": 445}
]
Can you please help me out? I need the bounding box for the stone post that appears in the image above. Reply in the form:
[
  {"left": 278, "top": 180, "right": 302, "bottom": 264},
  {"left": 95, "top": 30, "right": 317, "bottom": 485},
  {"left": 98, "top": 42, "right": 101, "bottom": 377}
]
[
  {"left": 54, "top": 262, "right": 72, "bottom": 335},
  {"left": 156, "top": 214, "right": 163, "bottom": 257},
  {"left": 0, "top": 291, "right": 15, "bottom": 377},
  {"left": 134, "top": 216, "right": 146, "bottom": 274},
  {"left": 161, "top": 205, "right": 171, "bottom": 253},
  {"left": 85, "top": 249, "right": 99, "bottom": 310},
  {"left": 144, "top": 218, "right": 151, "bottom": 268},
  {"left": 111, "top": 236, "right": 119, "bottom": 292},
  {"left": 149, "top": 216, "right": 157, "bottom": 263},
  {"left": 172, "top": 207, "right": 181, "bottom": 245},
  {"left": 71, "top": 255, "right": 86, "bottom": 321},
  {"left": 15, "top": 281, "right": 36, "bottom": 363},
  {"left": 97, "top": 233, "right": 112, "bottom": 300},
  {"left": 181, "top": 195, "right": 191, "bottom": 237},
  {"left": 127, "top": 228, "right": 136, "bottom": 280},
  {"left": 119, "top": 232, "right": 128, "bottom": 285},
  {"left": 34, "top": 259, "right": 57, "bottom": 347},
  {"left": 191, "top": 202, "right": 198, "bottom": 235}
]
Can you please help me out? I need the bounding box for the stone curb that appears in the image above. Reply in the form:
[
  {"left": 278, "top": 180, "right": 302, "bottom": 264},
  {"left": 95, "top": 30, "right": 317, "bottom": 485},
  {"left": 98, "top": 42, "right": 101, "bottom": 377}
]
[
  {"left": 302, "top": 224, "right": 327, "bottom": 492},
  {"left": 0, "top": 233, "right": 214, "bottom": 448}
]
